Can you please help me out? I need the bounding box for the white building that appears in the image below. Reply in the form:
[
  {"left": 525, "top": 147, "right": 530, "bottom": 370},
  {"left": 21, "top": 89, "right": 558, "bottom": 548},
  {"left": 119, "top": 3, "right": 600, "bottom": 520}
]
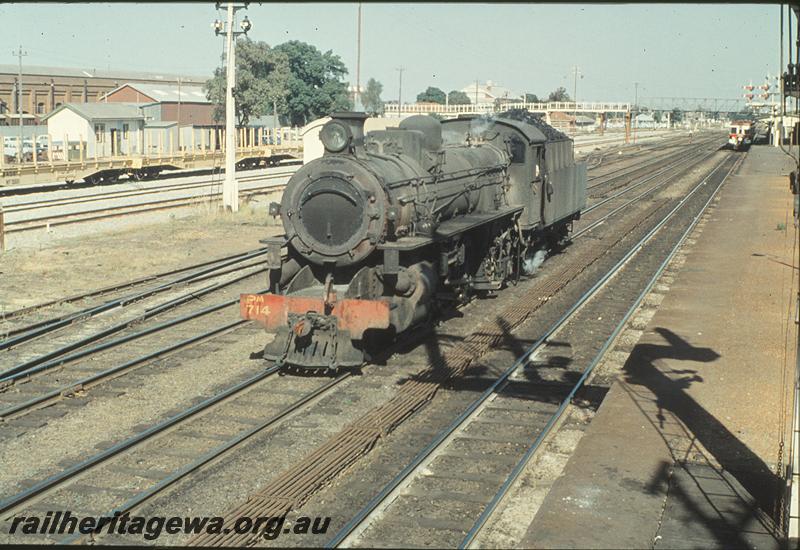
[
  {"left": 460, "top": 80, "right": 520, "bottom": 104},
  {"left": 41, "top": 103, "right": 145, "bottom": 157}
]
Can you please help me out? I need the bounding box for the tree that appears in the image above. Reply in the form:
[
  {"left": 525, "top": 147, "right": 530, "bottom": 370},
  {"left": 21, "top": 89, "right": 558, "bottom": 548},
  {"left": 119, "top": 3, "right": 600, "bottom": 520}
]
[
  {"left": 272, "top": 40, "right": 351, "bottom": 126},
  {"left": 671, "top": 108, "right": 683, "bottom": 123},
  {"left": 205, "top": 38, "right": 290, "bottom": 127},
  {"left": 416, "top": 86, "right": 446, "bottom": 104},
  {"left": 524, "top": 93, "right": 541, "bottom": 103},
  {"left": 652, "top": 110, "right": 662, "bottom": 123},
  {"left": 362, "top": 78, "right": 384, "bottom": 115},
  {"left": 547, "top": 87, "right": 571, "bottom": 102},
  {"left": 447, "top": 90, "right": 471, "bottom": 105}
]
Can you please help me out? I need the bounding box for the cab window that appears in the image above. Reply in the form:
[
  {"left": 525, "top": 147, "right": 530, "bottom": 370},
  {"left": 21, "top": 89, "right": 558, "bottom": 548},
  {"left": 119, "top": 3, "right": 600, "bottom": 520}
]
[{"left": 509, "top": 136, "right": 526, "bottom": 164}]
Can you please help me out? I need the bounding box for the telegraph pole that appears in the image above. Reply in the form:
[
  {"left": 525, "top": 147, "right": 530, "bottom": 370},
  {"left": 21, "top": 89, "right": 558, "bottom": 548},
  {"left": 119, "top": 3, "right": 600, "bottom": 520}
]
[
  {"left": 396, "top": 67, "right": 404, "bottom": 118},
  {"left": 355, "top": 2, "right": 362, "bottom": 109},
  {"left": 213, "top": 2, "right": 251, "bottom": 213},
  {"left": 12, "top": 45, "right": 27, "bottom": 163}
]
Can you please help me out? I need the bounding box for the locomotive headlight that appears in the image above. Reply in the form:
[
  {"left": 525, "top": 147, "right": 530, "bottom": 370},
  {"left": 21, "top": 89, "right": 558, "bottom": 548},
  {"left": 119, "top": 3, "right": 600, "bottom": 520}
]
[{"left": 320, "top": 121, "right": 351, "bottom": 153}]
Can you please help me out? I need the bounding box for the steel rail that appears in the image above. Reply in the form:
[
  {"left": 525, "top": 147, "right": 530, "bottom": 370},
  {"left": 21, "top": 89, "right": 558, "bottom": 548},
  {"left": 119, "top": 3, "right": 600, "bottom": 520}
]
[
  {"left": 574, "top": 146, "right": 723, "bottom": 241},
  {"left": 0, "top": 247, "right": 267, "bottom": 350},
  {"left": 0, "top": 363, "right": 282, "bottom": 516},
  {"left": 2, "top": 170, "right": 295, "bottom": 214},
  {"left": 586, "top": 136, "right": 718, "bottom": 187},
  {"left": 0, "top": 246, "right": 267, "bottom": 322},
  {"left": 584, "top": 144, "right": 719, "bottom": 211},
  {"left": 458, "top": 151, "right": 745, "bottom": 549},
  {"left": 59, "top": 372, "right": 352, "bottom": 545},
  {"left": 575, "top": 149, "right": 729, "bottom": 239},
  {"left": 4, "top": 181, "right": 286, "bottom": 232},
  {"left": 0, "top": 267, "right": 265, "bottom": 383},
  {"left": 0, "top": 319, "right": 247, "bottom": 420},
  {"left": 326, "top": 151, "right": 739, "bottom": 549}
]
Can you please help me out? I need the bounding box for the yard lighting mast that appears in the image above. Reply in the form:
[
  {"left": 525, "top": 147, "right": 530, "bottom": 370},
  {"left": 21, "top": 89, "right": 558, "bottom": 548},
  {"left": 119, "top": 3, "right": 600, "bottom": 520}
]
[{"left": 213, "top": 2, "right": 251, "bottom": 213}]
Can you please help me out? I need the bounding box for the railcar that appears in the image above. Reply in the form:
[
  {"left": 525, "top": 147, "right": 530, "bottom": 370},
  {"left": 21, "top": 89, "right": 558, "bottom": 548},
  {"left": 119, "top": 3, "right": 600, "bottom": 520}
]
[
  {"left": 241, "top": 110, "right": 587, "bottom": 370},
  {"left": 729, "top": 120, "right": 755, "bottom": 151}
]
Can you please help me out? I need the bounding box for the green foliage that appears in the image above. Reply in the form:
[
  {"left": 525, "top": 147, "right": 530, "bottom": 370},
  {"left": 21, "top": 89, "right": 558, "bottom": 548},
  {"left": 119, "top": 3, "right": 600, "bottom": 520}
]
[
  {"left": 362, "top": 78, "right": 384, "bottom": 115},
  {"left": 652, "top": 110, "right": 662, "bottom": 123},
  {"left": 205, "top": 38, "right": 290, "bottom": 127},
  {"left": 416, "top": 86, "right": 446, "bottom": 104},
  {"left": 272, "top": 40, "right": 351, "bottom": 126},
  {"left": 547, "top": 87, "right": 571, "bottom": 102},
  {"left": 524, "top": 93, "right": 541, "bottom": 103},
  {"left": 447, "top": 90, "right": 471, "bottom": 105},
  {"left": 671, "top": 107, "right": 683, "bottom": 123}
]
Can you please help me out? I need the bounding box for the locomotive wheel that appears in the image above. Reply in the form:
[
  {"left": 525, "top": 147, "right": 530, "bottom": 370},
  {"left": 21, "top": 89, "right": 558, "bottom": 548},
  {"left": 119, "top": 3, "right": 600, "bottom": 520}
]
[
  {"left": 131, "top": 169, "right": 146, "bottom": 182},
  {"left": 84, "top": 174, "right": 100, "bottom": 185},
  {"left": 103, "top": 173, "right": 119, "bottom": 184}
]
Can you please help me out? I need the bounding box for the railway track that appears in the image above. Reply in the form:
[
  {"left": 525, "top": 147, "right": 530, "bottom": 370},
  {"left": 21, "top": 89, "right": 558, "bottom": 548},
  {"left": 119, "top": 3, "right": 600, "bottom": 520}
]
[
  {"left": 0, "top": 247, "right": 268, "bottom": 342},
  {"left": 178, "top": 148, "right": 736, "bottom": 548},
  {"left": 0, "top": 140, "right": 724, "bottom": 423},
  {"left": 0, "top": 140, "right": 731, "bottom": 546},
  {"left": 0, "top": 349, "right": 352, "bottom": 541},
  {"left": 2, "top": 170, "right": 297, "bottom": 216},
  {"left": 0, "top": 246, "right": 268, "bottom": 326},
  {"left": 577, "top": 142, "right": 723, "bottom": 236},
  {"left": 328, "top": 152, "right": 743, "bottom": 549},
  {"left": 586, "top": 136, "right": 720, "bottom": 194},
  {"left": 0, "top": 253, "right": 271, "bottom": 399},
  {"left": 1, "top": 170, "right": 295, "bottom": 237}
]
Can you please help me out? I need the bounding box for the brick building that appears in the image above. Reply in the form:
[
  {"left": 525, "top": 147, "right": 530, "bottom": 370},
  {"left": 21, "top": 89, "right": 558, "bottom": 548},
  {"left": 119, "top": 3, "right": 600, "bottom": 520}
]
[
  {"left": 0, "top": 64, "right": 206, "bottom": 125},
  {"left": 101, "top": 82, "right": 215, "bottom": 126}
]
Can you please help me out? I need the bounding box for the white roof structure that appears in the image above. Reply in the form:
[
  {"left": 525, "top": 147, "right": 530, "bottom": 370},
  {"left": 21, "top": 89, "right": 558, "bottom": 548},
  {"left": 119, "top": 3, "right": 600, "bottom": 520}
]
[{"left": 101, "top": 82, "right": 210, "bottom": 103}]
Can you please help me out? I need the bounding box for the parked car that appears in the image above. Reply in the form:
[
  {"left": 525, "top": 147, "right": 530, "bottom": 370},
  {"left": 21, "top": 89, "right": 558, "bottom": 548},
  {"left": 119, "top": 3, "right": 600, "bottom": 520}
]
[{"left": 2, "top": 136, "right": 31, "bottom": 162}]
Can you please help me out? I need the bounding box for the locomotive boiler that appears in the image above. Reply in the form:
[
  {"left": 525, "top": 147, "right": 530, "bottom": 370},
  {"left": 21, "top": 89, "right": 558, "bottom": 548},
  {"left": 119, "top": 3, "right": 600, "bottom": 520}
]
[{"left": 240, "top": 110, "right": 587, "bottom": 370}]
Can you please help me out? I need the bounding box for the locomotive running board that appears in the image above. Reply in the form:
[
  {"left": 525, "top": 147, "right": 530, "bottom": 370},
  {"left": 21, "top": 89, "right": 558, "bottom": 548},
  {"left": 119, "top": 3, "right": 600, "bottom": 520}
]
[
  {"left": 240, "top": 293, "right": 391, "bottom": 339},
  {"left": 378, "top": 206, "right": 524, "bottom": 252}
]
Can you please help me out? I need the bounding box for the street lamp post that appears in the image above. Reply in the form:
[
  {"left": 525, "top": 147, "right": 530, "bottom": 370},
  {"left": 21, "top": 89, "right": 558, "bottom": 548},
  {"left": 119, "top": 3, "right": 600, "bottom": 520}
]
[{"left": 213, "top": 2, "right": 251, "bottom": 213}]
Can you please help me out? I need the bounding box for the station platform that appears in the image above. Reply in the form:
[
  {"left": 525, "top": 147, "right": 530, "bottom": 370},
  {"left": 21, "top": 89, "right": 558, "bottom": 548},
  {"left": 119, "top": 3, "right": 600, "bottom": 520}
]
[{"left": 521, "top": 145, "right": 798, "bottom": 549}]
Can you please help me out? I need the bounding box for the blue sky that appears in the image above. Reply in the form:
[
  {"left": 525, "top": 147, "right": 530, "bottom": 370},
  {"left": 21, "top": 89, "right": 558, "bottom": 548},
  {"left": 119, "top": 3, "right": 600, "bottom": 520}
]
[{"left": 0, "top": 3, "right": 787, "bottom": 103}]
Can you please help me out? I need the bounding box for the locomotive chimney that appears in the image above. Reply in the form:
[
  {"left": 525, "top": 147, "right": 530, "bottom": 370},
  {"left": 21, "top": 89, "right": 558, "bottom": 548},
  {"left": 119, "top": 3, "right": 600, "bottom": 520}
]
[{"left": 322, "top": 112, "right": 368, "bottom": 156}]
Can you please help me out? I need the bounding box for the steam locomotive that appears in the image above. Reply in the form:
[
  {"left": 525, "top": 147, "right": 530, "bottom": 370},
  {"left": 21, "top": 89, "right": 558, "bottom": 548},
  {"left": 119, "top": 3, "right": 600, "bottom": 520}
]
[{"left": 240, "top": 110, "right": 587, "bottom": 370}]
